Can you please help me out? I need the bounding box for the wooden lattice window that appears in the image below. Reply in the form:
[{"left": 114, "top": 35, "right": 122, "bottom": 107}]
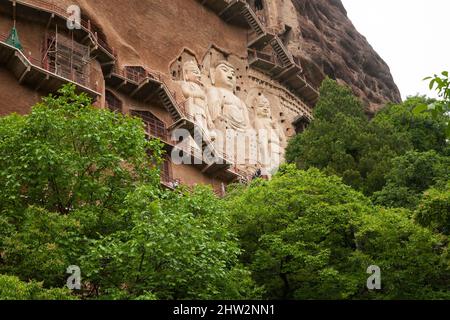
[
  {"left": 125, "top": 66, "right": 147, "bottom": 83},
  {"left": 160, "top": 155, "right": 173, "bottom": 184},
  {"left": 105, "top": 90, "right": 123, "bottom": 113},
  {"left": 131, "top": 110, "right": 167, "bottom": 140}
]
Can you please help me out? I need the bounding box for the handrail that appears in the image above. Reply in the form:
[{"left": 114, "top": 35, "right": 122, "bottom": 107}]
[
  {"left": 111, "top": 65, "right": 163, "bottom": 84},
  {"left": 111, "top": 64, "right": 189, "bottom": 124},
  {"left": 177, "top": 100, "right": 234, "bottom": 164},
  {"left": 240, "top": 1, "right": 318, "bottom": 92},
  {"left": 248, "top": 48, "right": 278, "bottom": 65},
  {"left": 0, "top": 31, "right": 98, "bottom": 92}
]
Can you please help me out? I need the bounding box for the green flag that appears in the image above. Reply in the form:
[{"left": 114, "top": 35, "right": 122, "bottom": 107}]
[{"left": 6, "top": 27, "right": 23, "bottom": 50}]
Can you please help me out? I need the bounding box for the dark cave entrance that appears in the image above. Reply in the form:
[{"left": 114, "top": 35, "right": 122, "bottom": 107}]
[{"left": 255, "top": 0, "right": 264, "bottom": 11}]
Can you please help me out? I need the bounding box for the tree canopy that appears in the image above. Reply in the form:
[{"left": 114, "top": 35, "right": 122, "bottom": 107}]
[
  {"left": 0, "top": 85, "right": 258, "bottom": 300},
  {"left": 225, "top": 166, "right": 450, "bottom": 299},
  {"left": 0, "top": 80, "right": 449, "bottom": 300},
  {"left": 286, "top": 78, "right": 449, "bottom": 200}
]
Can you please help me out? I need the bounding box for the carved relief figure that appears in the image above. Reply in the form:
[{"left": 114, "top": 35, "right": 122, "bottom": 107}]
[
  {"left": 180, "top": 60, "right": 211, "bottom": 135},
  {"left": 253, "top": 94, "right": 287, "bottom": 176},
  {"left": 207, "top": 61, "right": 251, "bottom": 132}
]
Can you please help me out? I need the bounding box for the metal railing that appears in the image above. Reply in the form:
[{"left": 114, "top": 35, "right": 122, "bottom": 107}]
[
  {"left": 0, "top": 31, "right": 97, "bottom": 91},
  {"left": 177, "top": 101, "right": 234, "bottom": 164},
  {"left": 111, "top": 65, "right": 163, "bottom": 84}
]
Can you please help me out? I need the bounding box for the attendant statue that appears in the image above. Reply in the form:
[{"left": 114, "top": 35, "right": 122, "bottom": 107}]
[
  {"left": 179, "top": 60, "right": 212, "bottom": 137},
  {"left": 253, "top": 94, "right": 286, "bottom": 176}
]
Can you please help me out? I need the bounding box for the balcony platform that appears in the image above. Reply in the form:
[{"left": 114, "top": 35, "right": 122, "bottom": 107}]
[
  {"left": 248, "top": 32, "right": 275, "bottom": 50},
  {"left": 0, "top": 0, "right": 115, "bottom": 74},
  {"left": 0, "top": 40, "right": 101, "bottom": 99},
  {"left": 106, "top": 68, "right": 184, "bottom": 122},
  {"left": 219, "top": 0, "right": 248, "bottom": 27}
]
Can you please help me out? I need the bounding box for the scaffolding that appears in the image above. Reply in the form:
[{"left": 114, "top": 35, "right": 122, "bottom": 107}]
[{"left": 42, "top": 28, "right": 91, "bottom": 87}]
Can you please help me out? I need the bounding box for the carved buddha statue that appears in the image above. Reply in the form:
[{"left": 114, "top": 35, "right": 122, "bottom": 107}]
[
  {"left": 206, "top": 61, "right": 253, "bottom": 164},
  {"left": 207, "top": 61, "right": 251, "bottom": 133}
]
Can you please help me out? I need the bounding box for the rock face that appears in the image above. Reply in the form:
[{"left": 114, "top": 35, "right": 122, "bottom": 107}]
[
  {"left": 287, "top": 0, "right": 401, "bottom": 111},
  {"left": 0, "top": 0, "right": 402, "bottom": 189},
  {"left": 54, "top": 0, "right": 401, "bottom": 112},
  {"left": 42, "top": 0, "right": 400, "bottom": 113}
]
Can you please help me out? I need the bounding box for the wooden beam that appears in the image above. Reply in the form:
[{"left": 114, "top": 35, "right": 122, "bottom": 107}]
[
  {"left": 101, "top": 61, "right": 115, "bottom": 67},
  {"left": 18, "top": 66, "right": 30, "bottom": 84},
  {"left": 115, "top": 79, "right": 127, "bottom": 91},
  {"left": 144, "top": 89, "right": 159, "bottom": 104},
  {"left": 131, "top": 78, "right": 149, "bottom": 97},
  {"left": 201, "top": 162, "right": 214, "bottom": 173},
  {"left": 35, "top": 74, "right": 50, "bottom": 91},
  {"left": 46, "top": 13, "right": 55, "bottom": 30}
]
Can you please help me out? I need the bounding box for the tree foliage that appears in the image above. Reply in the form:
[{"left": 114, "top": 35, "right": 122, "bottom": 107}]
[
  {"left": 225, "top": 166, "right": 450, "bottom": 299},
  {"left": 0, "top": 85, "right": 256, "bottom": 300},
  {"left": 0, "top": 85, "right": 162, "bottom": 217},
  {"left": 415, "top": 183, "right": 450, "bottom": 235},
  {"left": 286, "top": 79, "right": 449, "bottom": 200},
  {"left": 0, "top": 275, "right": 76, "bottom": 300},
  {"left": 355, "top": 208, "right": 449, "bottom": 299},
  {"left": 373, "top": 151, "right": 449, "bottom": 209},
  {"left": 414, "top": 71, "right": 450, "bottom": 138},
  {"left": 81, "top": 185, "right": 261, "bottom": 300}
]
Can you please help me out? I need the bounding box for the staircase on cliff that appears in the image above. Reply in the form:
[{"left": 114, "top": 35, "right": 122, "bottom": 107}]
[{"left": 199, "top": 0, "right": 319, "bottom": 106}]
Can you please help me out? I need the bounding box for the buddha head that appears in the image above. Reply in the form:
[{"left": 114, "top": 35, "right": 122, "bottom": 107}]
[
  {"left": 182, "top": 60, "right": 202, "bottom": 85},
  {"left": 255, "top": 94, "right": 271, "bottom": 118},
  {"left": 211, "top": 60, "right": 237, "bottom": 90}
]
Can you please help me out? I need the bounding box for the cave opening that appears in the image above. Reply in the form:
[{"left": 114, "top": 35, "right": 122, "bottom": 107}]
[{"left": 255, "top": 0, "right": 264, "bottom": 11}]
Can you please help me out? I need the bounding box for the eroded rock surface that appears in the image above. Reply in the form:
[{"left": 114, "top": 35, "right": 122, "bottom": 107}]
[
  {"left": 286, "top": 0, "right": 401, "bottom": 111},
  {"left": 49, "top": 0, "right": 400, "bottom": 113}
]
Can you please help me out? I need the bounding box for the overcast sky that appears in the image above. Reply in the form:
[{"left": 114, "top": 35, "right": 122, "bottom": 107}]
[{"left": 341, "top": 0, "right": 450, "bottom": 100}]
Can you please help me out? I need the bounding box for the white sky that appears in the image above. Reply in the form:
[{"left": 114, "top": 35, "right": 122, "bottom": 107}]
[{"left": 341, "top": 0, "right": 450, "bottom": 100}]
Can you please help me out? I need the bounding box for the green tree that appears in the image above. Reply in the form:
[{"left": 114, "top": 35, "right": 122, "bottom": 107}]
[
  {"left": 373, "top": 151, "right": 449, "bottom": 209},
  {"left": 0, "top": 275, "right": 76, "bottom": 300},
  {"left": 81, "top": 185, "right": 261, "bottom": 300},
  {"left": 286, "top": 79, "right": 448, "bottom": 197},
  {"left": 0, "top": 207, "right": 82, "bottom": 287},
  {"left": 0, "top": 85, "right": 164, "bottom": 288},
  {"left": 286, "top": 79, "right": 411, "bottom": 195},
  {"left": 0, "top": 84, "right": 162, "bottom": 219},
  {"left": 414, "top": 71, "right": 450, "bottom": 138},
  {"left": 355, "top": 208, "right": 450, "bottom": 299},
  {"left": 0, "top": 85, "right": 257, "bottom": 299},
  {"left": 374, "top": 96, "right": 448, "bottom": 155},
  {"left": 225, "top": 165, "right": 450, "bottom": 299},
  {"left": 415, "top": 183, "right": 450, "bottom": 235},
  {"left": 226, "top": 166, "right": 371, "bottom": 299},
  {"left": 286, "top": 79, "right": 369, "bottom": 190}
]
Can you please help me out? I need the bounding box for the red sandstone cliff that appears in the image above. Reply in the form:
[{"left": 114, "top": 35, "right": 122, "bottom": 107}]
[
  {"left": 288, "top": 0, "right": 401, "bottom": 111},
  {"left": 23, "top": 0, "right": 401, "bottom": 112}
]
